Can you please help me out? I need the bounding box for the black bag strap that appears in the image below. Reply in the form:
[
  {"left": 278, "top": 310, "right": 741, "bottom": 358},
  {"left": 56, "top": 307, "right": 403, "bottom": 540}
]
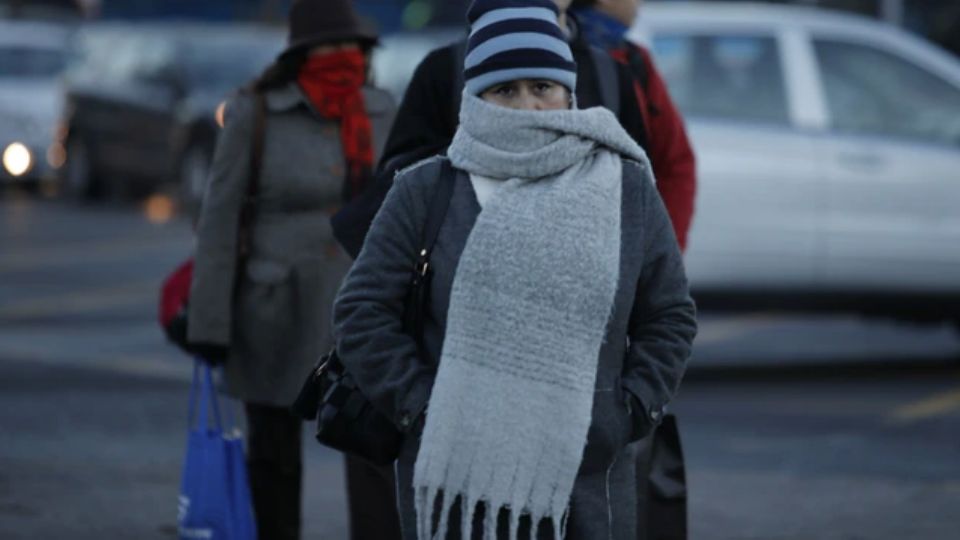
[
  {"left": 423, "top": 161, "right": 456, "bottom": 251},
  {"left": 413, "top": 159, "right": 456, "bottom": 281},
  {"left": 590, "top": 45, "right": 620, "bottom": 116},
  {"left": 406, "top": 159, "right": 456, "bottom": 341}
]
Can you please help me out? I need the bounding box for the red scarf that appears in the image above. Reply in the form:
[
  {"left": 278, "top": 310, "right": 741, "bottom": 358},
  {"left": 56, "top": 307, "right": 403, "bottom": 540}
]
[{"left": 297, "top": 50, "right": 373, "bottom": 202}]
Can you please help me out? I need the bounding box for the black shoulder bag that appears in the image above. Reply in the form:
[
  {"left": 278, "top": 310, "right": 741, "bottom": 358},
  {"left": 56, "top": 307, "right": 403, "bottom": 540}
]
[{"left": 291, "top": 161, "right": 456, "bottom": 465}]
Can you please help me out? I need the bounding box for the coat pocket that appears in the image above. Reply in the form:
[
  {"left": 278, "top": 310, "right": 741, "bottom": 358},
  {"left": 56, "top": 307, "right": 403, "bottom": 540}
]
[{"left": 237, "top": 259, "right": 294, "bottom": 342}]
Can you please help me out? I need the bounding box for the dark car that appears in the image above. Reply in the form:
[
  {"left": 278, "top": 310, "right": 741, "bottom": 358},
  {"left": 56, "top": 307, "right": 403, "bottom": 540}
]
[{"left": 58, "top": 23, "right": 283, "bottom": 202}]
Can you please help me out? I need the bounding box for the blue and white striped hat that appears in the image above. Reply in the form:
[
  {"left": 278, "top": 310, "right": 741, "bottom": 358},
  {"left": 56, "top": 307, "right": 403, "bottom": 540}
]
[{"left": 464, "top": 0, "right": 577, "bottom": 96}]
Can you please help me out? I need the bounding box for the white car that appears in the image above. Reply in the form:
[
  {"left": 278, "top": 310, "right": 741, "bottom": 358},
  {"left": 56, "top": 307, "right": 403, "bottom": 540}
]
[
  {"left": 634, "top": 2, "right": 960, "bottom": 324},
  {"left": 0, "top": 20, "right": 72, "bottom": 186}
]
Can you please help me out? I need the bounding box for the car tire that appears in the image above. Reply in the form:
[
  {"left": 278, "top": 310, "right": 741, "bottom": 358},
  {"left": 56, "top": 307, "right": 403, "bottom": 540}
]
[
  {"left": 63, "top": 137, "right": 100, "bottom": 200},
  {"left": 178, "top": 142, "right": 212, "bottom": 209}
]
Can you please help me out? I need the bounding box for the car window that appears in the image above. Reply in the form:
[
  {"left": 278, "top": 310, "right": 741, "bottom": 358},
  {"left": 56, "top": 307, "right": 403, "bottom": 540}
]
[
  {"left": 652, "top": 33, "right": 789, "bottom": 126},
  {"left": 814, "top": 39, "right": 960, "bottom": 146},
  {"left": 0, "top": 45, "right": 66, "bottom": 78}
]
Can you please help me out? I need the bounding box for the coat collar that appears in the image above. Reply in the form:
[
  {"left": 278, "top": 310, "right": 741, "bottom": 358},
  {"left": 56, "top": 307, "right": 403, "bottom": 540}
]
[{"left": 264, "top": 82, "right": 309, "bottom": 112}]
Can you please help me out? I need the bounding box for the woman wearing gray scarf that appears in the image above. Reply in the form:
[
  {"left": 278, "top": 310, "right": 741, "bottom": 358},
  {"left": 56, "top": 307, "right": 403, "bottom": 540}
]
[{"left": 333, "top": 1, "right": 696, "bottom": 538}]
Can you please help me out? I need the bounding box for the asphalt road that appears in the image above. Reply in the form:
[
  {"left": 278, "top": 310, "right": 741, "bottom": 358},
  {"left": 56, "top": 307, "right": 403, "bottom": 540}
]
[{"left": 1, "top": 193, "right": 959, "bottom": 539}]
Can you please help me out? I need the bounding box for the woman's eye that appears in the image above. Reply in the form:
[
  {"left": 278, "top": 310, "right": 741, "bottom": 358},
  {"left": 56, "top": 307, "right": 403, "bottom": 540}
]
[
  {"left": 495, "top": 85, "right": 515, "bottom": 96},
  {"left": 534, "top": 82, "right": 553, "bottom": 92}
]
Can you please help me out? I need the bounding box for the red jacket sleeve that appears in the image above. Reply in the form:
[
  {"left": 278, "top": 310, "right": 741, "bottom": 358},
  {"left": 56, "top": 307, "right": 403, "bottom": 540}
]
[{"left": 613, "top": 45, "right": 697, "bottom": 252}]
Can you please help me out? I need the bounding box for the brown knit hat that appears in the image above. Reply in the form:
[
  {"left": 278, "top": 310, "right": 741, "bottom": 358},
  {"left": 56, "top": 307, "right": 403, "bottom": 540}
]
[{"left": 279, "top": 0, "right": 379, "bottom": 58}]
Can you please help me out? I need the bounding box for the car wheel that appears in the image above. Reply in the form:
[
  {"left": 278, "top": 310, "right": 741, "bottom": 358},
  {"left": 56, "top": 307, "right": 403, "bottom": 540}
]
[
  {"left": 178, "top": 142, "right": 212, "bottom": 208},
  {"left": 63, "top": 137, "right": 100, "bottom": 200}
]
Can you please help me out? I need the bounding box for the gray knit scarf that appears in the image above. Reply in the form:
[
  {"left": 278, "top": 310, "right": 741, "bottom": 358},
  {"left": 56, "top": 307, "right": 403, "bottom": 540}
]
[{"left": 413, "top": 92, "right": 648, "bottom": 540}]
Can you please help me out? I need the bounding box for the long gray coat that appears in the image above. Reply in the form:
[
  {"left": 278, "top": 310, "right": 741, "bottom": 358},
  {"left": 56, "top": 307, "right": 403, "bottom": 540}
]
[
  {"left": 188, "top": 82, "right": 395, "bottom": 406},
  {"left": 333, "top": 157, "right": 697, "bottom": 539}
]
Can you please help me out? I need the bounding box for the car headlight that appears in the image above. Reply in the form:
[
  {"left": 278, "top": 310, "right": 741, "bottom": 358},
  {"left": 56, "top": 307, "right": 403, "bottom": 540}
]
[{"left": 3, "top": 142, "right": 33, "bottom": 177}]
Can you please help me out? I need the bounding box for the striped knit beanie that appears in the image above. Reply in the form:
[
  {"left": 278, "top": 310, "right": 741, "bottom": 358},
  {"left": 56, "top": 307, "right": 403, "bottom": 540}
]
[{"left": 464, "top": 0, "right": 577, "bottom": 95}]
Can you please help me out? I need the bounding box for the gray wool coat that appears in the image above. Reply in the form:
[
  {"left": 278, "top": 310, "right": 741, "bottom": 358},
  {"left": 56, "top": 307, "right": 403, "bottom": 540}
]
[
  {"left": 188, "top": 82, "right": 395, "bottom": 407},
  {"left": 333, "top": 157, "right": 697, "bottom": 539}
]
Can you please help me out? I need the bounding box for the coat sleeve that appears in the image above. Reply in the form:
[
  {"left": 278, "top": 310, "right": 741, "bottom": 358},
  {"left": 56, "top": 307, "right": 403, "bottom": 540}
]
[
  {"left": 186, "top": 93, "right": 254, "bottom": 345},
  {"left": 332, "top": 172, "right": 435, "bottom": 431},
  {"left": 634, "top": 45, "right": 697, "bottom": 252},
  {"left": 621, "top": 161, "right": 697, "bottom": 434}
]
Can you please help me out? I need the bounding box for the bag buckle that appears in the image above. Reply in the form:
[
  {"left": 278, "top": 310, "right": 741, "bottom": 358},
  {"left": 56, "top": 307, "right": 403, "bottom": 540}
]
[
  {"left": 314, "top": 358, "right": 329, "bottom": 378},
  {"left": 415, "top": 249, "right": 429, "bottom": 277}
]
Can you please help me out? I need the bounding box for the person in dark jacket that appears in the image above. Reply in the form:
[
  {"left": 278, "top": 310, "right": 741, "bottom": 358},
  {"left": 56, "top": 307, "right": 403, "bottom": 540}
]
[
  {"left": 571, "top": 0, "right": 696, "bottom": 250},
  {"left": 333, "top": 1, "right": 696, "bottom": 538},
  {"left": 572, "top": 2, "right": 697, "bottom": 536},
  {"left": 186, "top": 1, "right": 395, "bottom": 538},
  {"left": 331, "top": 0, "right": 649, "bottom": 259}
]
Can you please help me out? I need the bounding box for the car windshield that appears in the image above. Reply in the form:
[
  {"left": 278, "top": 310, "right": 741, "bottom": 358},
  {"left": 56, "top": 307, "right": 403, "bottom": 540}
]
[
  {"left": 182, "top": 37, "right": 281, "bottom": 89},
  {"left": 0, "top": 45, "right": 66, "bottom": 78}
]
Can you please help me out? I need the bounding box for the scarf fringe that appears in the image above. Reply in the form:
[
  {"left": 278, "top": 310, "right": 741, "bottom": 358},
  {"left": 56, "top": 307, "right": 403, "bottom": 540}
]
[
  {"left": 416, "top": 486, "right": 569, "bottom": 540},
  {"left": 415, "top": 441, "right": 575, "bottom": 540}
]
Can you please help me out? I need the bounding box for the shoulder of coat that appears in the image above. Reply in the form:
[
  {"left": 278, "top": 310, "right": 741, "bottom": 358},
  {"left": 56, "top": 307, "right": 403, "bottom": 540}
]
[
  {"left": 221, "top": 89, "right": 257, "bottom": 129},
  {"left": 395, "top": 154, "right": 446, "bottom": 178},
  {"left": 621, "top": 157, "right": 653, "bottom": 184},
  {"left": 620, "top": 157, "right": 656, "bottom": 208},
  {"left": 621, "top": 158, "right": 646, "bottom": 174},
  {"left": 393, "top": 155, "right": 448, "bottom": 193},
  {"left": 422, "top": 41, "right": 460, "bottom": 68}
]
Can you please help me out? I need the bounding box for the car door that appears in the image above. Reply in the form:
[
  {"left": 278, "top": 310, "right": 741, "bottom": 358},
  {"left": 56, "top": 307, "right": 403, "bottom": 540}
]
[
  {"left": 649, "top": 29, "right": 822, "bottom": 291},
  {"left": 810, "top": 36, "right": 960, "bottom": 291}
]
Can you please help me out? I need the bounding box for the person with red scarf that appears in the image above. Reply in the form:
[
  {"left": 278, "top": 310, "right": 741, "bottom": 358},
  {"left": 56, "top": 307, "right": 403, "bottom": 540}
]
[{"left": 185, "top": 1, "right": 396, "bottom": 538}]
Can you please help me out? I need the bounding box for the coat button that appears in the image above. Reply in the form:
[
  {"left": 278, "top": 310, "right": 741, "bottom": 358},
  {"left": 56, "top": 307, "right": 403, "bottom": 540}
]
[
  {"left": 650, "top": 409, "right": 661, "bottom": 422},
  {"left": 399, "top": 412, "right": 411, "bottom": 428}
]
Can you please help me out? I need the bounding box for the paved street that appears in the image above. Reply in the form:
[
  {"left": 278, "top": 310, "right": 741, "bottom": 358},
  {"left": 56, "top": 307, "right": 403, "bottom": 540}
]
[{"left": 2, "top": 193, "right": 959, "bottom": 539}]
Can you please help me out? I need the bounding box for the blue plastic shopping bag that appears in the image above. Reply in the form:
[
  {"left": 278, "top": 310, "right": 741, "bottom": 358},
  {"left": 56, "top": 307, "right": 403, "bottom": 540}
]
[{"left": 178, "top": 361, "right": 256, "bottom": 540}]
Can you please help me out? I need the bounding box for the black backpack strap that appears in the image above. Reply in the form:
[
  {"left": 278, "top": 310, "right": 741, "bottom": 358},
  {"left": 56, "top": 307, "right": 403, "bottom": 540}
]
[
  {"left": 589, "top": 45, "right": 620, "bottom": 116},
  {"left": 624, "top": 44, "right": 650, "bottom": 94},
  {"left": 624, "top": 44, "right": 659, "bottom": 117}
]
